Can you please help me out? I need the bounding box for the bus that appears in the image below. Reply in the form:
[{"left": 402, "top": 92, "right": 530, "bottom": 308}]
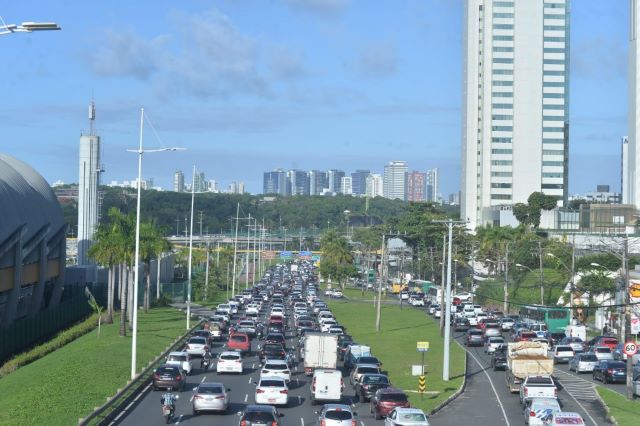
[
  {"left": 519, "top": 305, "right": 570, "bottom": 334},
  {"left": 409, "top": 280, "right": 441, "bottom": 304}
]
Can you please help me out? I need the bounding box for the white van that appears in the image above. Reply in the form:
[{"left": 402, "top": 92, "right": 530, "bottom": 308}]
[{"left": 310, "top": 369, "right": 343, "bottom": 404}]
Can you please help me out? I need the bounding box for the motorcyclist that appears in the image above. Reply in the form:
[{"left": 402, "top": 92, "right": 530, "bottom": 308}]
[
  {"left": 160, "top": 390, "right": 177, "bottom": 419},
  {"left": 201, "top": 346, "right": 212, "bottom": 370}
]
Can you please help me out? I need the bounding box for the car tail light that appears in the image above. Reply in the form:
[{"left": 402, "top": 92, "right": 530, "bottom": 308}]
[
  {"left": 271, "top": 422, "right": 277, "bottom": 426},
  {"left": 320, "top": 420, "right": 326, "bottom": 426},
  {"left": 176, "top": 375, "right": 182, "bottom": 381},
  {"left": 280, "top": 389, "right": 288, "bottom": 394},
  {"left": 530, "top": 411, "right": 536, "bottom": 417},
  {"left": 554, "top": 388, "right": 557, "bottom": 397},
  {"left": 240, "top": 421, "right": 247, "bottom": 426},
  {"left": 153, "top": 374, "right": 160, "bottom": 380},
  {"left": 256, "top": 389, "right": 265, "bottom": 394},
  {"left": 351, "top": 421, "right": 357, "bottom": 426},
  {"left": 607, "top": 369, "right": 613, "bottom": 374},
  {"left": 312, "top": 377, "right": 316, "bottom": 392},
  {"left": 215, "top": 395, "right": 225, "bottom": 399},
  {"left": 194, "top": 395, "right": 202, "bottom": 400},
  {"left": 524, "top": 388, "right": 528, "bottom": 396}
]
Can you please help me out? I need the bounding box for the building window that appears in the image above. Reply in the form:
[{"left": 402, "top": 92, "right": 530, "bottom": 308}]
[
  {"left": 493, "top": 13, "right": 515, "bottom": 19},
  {"left": 543, "top": 14, "right": 565, "bottom": 20},
  {"left": 544, "top": 2, "right": 565, "bottom": 9},
  {"left": 491, "top": 194, "right": 512, "bottom": 200},
  {"left": 491, "top": 149, "right": 513, "bottom": 154},
  {"left": 493, "top": 35, "right": 514, "bottom": 41},
  {"left": 493, "top": 58, "right": 514, "bottom": 64},
  {"left": 491, "top": 171, "right": 512, "bottom": 177},
  {"left": 491, "top": 160, "right": 513, "bottom": 166},
  {"left": 491, "top": 183, "right": 512, "bottom": 188},
  {"left": 544, "top": 25, "right": 566, "bottom": 31},
  {"left": 542, "top": 172, "right": 564, "bottom": 178},
  {"left": 492, "top": 137, "right": 512, "bottom": 143},
  {"left": 543, "top": 59, "right": 565, "bottom": 65},
  {"left": 492, "top": 103, "right": 513, "bottom": 109},
  {"left": 543, "top": 82, "right": 566, "bottom": 87},
  {"left": 493, "top": 69, "right": 513, "bottom": 75},
  {"left": 493, "top": 24, "right": 514, "bottom": 30},
  {"left": 492, "top": 92, "right": 514, "bottom": 97},
  {"left": 492, "top": 126, "right": 513, "bottom": 131},
  {"left": 542, "top": 161, "right": 564, "bottom": 167},
  {"left": 493, "top": 46, "right": 514, "bottom": 52},
  {"left": 492, "top": 115, "right": 513, "bottom": 121},
  {"left": 543, "top": 37, "right": 566, "bottom": 43},
  {"left": 494, "top": 1, "right": 515, "bottom": 6},
  {"left": 543, "top": 48, "right": 566, "bottom": 54},
  {"left": 543, "top": 138, "right": 564, "bottom": 144},
  {"left": 493, "top": 80, "right": 514, "bottom": 86},
  {"left": 543, "top": 93, "right": 565, "bottom": 98},
  {"left": 543, "top": 149, "right": 564, "bottom": 155},
  {"left": 543, "top": 104, "right": 565, "bottom": 110},
  {"left": 541, "top": 184, "right": 564, "bottom": 189}
]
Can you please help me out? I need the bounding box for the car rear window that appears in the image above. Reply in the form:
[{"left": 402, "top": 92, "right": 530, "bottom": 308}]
[
  {"left": 602, "top": 338, "right": 618, "bottom": 345},
  {"left": 157, "top": 367, "right": 180, "bottom": 375},
  {"left": 325, "top": 411, "right": 353, "bottom": 420},
  {"left": 363, "top": 375, "right": 389, "bottom": 384},
  {"left": 596, "top": 347, "right": 611, "bottom": 353},
  {"left": 244, "top": 412, "right": 275, "bottom": 422},
  {"left": 358, "top": 367, "right": 379, "bottom": 374},
  {"left": 264, "top": 363, "right": 287, "bottom": 370},
  {"left": 168, "top": 355, "right": 187, "bottom": 362},
  {"left": 556, "top": 346, "right": 573, "bottom": 352},
  {"left": 198, "top": 385, "right": 223, "bottom": 394},
  {"left": 358, "top": 357, "right": 379, "bottom": 364},
  {"left": 400, "top": 413, "right": 427, "bottom": 421},
  {"left": 231, "top": 335, "right": 247, "bottom": 342},
  {"left": 469, "top": 330, "right": 483, "bottom": 336},
  {"left": 220, "top": 354, "right": 240, "bottom": 360},
  {"left": 580, "top": 354, "right": 597, "bottom": 361},
  {"left": 609, "top": 362, "right": 626, "bottom": 368},
  {"left": 189, "top": 337, "right": 206, "bottom": 344},
  {"left": 527, "top": 377, "right": 553, "bottom": 385},
  {"left": 380, "top": 393, "right": 408, "bottom": 402},
  {"left": 259, "top": 379, "right": 285, "bottom": 387}
]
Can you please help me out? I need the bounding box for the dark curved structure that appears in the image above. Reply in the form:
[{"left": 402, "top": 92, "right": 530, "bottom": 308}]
[{"left": 0, "top": 153, "right": 67, "bottom": 327}]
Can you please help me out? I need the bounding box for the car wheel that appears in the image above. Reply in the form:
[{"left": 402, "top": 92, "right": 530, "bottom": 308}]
[
  {"left": 192, "top": 409, "right": 199, "bottom": 416},
  {"left": 603, "top": 375, "right": 608, "bottom": 384}
]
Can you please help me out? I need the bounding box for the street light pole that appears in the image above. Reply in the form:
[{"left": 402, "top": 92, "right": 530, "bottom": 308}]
[
  {"left": 504, "top": 243, "right": 510, "bottom": 314},
  {"left": 231, "top": 203, "right": 240, "bottom": 298},
  {"left": 376, "top": 234, "right": 385, "bottom": 332},
  {"left": 186, "top": 165, "right": 196, "bottom": 329}
]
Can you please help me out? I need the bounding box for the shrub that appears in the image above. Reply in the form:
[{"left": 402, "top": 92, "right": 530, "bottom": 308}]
[{"left": 0, "top": 313, "right": 98, "bottom": 379}]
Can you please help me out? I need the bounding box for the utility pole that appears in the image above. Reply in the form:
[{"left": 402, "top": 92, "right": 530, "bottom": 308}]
[
  {"left": 623, "top": 236, "right": 634, "bottom": 400},
  {"left": 433, "top": 219, "right": 466, "bottom": 382},
  {"left": 538, "top": 241, "right": 544, "bottom": 305},
  {"left": 231, "top": 203, "right": 240, "bottom": 298},
  {"left": 429, "top": 247, "right": 435, "bottom": 282},
  {"left": 504, "top": 242, "right": 510, "bottom": 314},
  {"left": 440, "top": 235, "right": 446, "bottom": 336},
  {"left": 376, "top": 234, "right": 386, "bottom": 332},
  {"left": 570, "top": 234, "right": 575, "bottom": 315},
  {"left": 204, "top": 241, "right": 210, "bottom": 300},
  {"left": 198, "top": 210, "right": 204, "bottom": 237},
  {"left": 246, "top": 214, "right": 251, "bottom": 289}
]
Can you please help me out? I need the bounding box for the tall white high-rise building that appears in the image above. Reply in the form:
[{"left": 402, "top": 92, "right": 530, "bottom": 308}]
[
  {"left": 622, "top": 136, "right": 630, "bottom": 203},
  {"left": 77, "top": 102, "right": 101, "bottom": 265},
  {"left": 629, "top": 0, "right": 640, "bottom": 207},
  {"left": 173, "top": 170, "right": 184, "bottom": 192},
  {"left": 366, "top": 174, "right": 384, "bottom": 198},
  {"left": 340, "top": 176, "right": 353, "bottom": 195},
  {"left": 461, "top": 0, "right": 569, "bottom": 228},
  {"left": 383, "top": 161, "right": 408, "bottom": 201},
  {"left": 426, "top": 168, "right": 439, "bottom": 202}
]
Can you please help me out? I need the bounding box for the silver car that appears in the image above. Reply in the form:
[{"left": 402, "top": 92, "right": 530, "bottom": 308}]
[
  {"left": 192, "top": 382, "right": 230, "bottom": 414},
  {"left": 484, "top": 337, "right": 505, "bottom": 354},
  {"left": 316, "top": 404, "right": 357, "bottom": 426},
  {"left": 384, "top": 407, "right": 430, "bottom": 425},
  {"left": 569, "top": 353, "right": 598, "bottom": 373}
]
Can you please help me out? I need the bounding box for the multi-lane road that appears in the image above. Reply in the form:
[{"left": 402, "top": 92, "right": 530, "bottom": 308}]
[{"left": 111, "top": 297, "right": 618, "bottom": 426}]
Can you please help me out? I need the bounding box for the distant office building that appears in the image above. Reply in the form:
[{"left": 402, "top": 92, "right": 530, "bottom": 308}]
[
  {"left": 77, "top": 102, "right": 101, "bottom": 266},
  {"left": 583, "top": 185, "right": 622, "bottom": 204},
  {"left": 630, "top": 2, "right": 640, "bottom": 207},
  {"left": 228, "top": 181, "right": 245, "bottom": 194},
  {"left": 461, "top": 0, "right": 570, "bottom": 228},
  {"left": 288, "top": 170, "right": 310, "bottom": 196},
  {"left": 407, "top": 171, "right": 426, "bottom": 202},
  {"left": 351, "top": 170, "right": 370, "bottom": 196},
  {"left": 132, "top": 178, "right": 154, "bottom": 190},
  {"left": 207, "top": 179, "right": 220, "bottom": 193},
  {"left": 263, "top": 169, "right": 288, "bottom": 196},
  {"left": 622, "top": 136, "right": 630, "bottom": 203},
  {"left": 173, "top": 170, "right": 184, "bottom": 193},
  {"left": 341, "top": 176, "right": 353, "bottom": 195},
  {"left": 191, "top": 172, "right": 206, "bottom": 193},
  {"left": 449, "top": 192, "right": 461, "bottom": 206},
  {"left": 366, "top": 173, "right": 384, "bottom": 198},
  {"left": 326, "top": 169, "right": 345, "bottom": 194},
  {"left": 426, "top": 168, "right": 439, "bottom": 202},
  {"left": 308, "top": 170, "right": 328, "bottom": 196},
  {"left": 383, "top": 161, "right": 408, "bottom": 201}
]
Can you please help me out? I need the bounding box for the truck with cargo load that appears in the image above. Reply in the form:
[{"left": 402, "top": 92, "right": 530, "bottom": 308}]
[
  {"left": 506, "top": 341, "right": 554, "bottom": 393},
  {"left": 303, "top": 332, "right": 338, "bottom": 376}
]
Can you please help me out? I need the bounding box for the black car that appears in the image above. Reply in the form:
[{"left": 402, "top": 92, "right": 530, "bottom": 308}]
[
  {"left": 491, "top": 346, "right": 508, "bottom": 370},
  {"left": 593, "top": 360, "right": 627, "bottom": 384},
  {"left": 354, "top": 373, "right": 391, "bottom": 402},
  {"left": 260, "top": 343, "right": 287, "bottom": 363},
  {"left": 239, "top": 404, "right": 282, "bottom": 426},
  {"left": 454, "top": 318, "right": 470, "bottom": 332},
  {"left": 263, "top": 333, "right": 286, "bottom": 347}
]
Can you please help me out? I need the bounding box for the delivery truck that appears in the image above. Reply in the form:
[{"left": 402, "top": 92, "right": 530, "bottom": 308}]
[
  {"left": 506, "top": 341, "right": 554, "bottom": 393},
  {"left": 304, "top": 332, "right": 338, "bottom": 376}
]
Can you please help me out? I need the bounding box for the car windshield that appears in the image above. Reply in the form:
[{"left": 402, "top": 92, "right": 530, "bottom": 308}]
[
  {"left": 264, "top": 363, "right": 287, "bottom": 370},
  {"left": 358, "top": 357, "right": 379, "bottom": 364},
  {"left": 260, "top": 379, "right": 285, "bottom": 387},
  {"left": 381, "top": 393, "right": 408, "bottom": 402},
  {"left": 596, "top": 347, "right": 611, "bottom": 353},
  {"left": 168, "top": 355, "right": 187, "bottom": 362},
  {"left": 602, "top": 338, "right": 618, "bottom": 344},
  {"left": 231, "top": 335, "right": 247, "bottom": 342},
  {"left": 609, "top": 362, "right": 626, "bottom": 368},
  {"left": 400, "top": 413, "right": 427, "bottom": 421},
  {"left": 363, "top": 375, "right": 388, "bottom": 384},
  {"left": 244, "top": 412, "right": 275, "bottom": 422},
  {"left": 198, "top": 385, "right": 223, "bottom": 394},
  {"left": 157, "top": 367, "right": 180, "bottom": 375},
  {"left": 358, "top": 367, "right": 379, "bottom": 374},
  {"left": 469, "top": 331, "right": 483, "bottom": 336},
  {"left": 580, "top": 355, "right": 597, "bottom": 361},
  {"left": 189, "top": 338, "right": 206, "bottom": 344},
  {"left": 325, "top": 411, "right": 353, "bottom": 420},
  {"left": 556, "top": 346, "right": 573, "bottom": 352},
  {"left": 220, "top": 354, "right": 240, "bottom": 360}
]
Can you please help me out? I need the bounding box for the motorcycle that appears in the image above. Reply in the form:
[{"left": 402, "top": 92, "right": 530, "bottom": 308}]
[
  {"left": 161, "top": 394, "right": 179, "bottom": 424},
  {"left": 201, "top": 357, "right": 211, "bottom": 371}
]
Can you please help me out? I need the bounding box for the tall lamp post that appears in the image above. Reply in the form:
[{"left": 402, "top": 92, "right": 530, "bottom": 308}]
[{"left": 128, "top": 108, "right": 184, "bottom": 380}]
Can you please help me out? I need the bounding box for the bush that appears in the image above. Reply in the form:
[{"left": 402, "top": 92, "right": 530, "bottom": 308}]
[
  {"left": 153, "top": 294, "right": 172, "bottom": 307},
  {"left": 0, "top": 314, "right": 98, "bottom": 379}
]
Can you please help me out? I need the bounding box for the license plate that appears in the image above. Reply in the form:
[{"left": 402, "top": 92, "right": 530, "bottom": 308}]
[{"left": 268, "top": 398, "right": 276, "bottom": 402}]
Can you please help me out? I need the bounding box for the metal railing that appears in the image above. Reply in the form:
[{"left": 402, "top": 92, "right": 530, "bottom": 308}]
[{"left": 78, "top": 317, "right": 203, "bottom": 425}]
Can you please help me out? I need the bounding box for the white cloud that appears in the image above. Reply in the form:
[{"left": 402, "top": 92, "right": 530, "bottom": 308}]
[{"left": 268, "top": 46, "right": 308, "bottom": 80}]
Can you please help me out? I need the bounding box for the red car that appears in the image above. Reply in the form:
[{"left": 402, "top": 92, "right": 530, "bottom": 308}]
[
  {"left": 514, "top": 331, "right": 537, "bottom": 342},
  {"left": 227, "top": 333, "right": 250, "bottom": 354},
  {"left": 594, "top": 337, "right": 618, "bottom": 351},
  {"left": 370, "top": 388, "right": 410, "bottom": 420}
]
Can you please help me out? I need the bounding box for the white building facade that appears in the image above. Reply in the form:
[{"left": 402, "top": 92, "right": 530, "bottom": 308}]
[
  {"left": 383, "top": 161, "right": 408, "bottom": 201},
  {"left": 340, "top": 176, "right": 353, "bottom": 195},
  {"left": 365, "top": 173, "right": 384, "bottom": 198},
  {"left": 461, "top": 0, "right": 570, "bottom": 228},
  {"left": 629, "top": 0, "right": 640, "bottom": 207},
  {"left": 77, "top": 134, "right": 101, "bottom": 265}
]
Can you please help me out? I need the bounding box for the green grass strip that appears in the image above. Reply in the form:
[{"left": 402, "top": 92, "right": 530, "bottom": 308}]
[
  {"left": 596, "top": 386, "right": 640, "bottom": 426},
  {"left": 327, "top": 297, "right": 465, "bottom": 413},
  {"left": 0, "top": 307, "right": 187, "bottom": 426}
]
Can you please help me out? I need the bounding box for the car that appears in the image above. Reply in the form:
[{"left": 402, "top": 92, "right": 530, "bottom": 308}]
[
  {"left": 227, "top": 333, "right": 250, "bottom": 354},
  {"left": 192, "top": 382, "right": 230, "bottom": 415},
  {"left": 260, "top": 343, "right": 287, "bottom": 363},
  {"left": 236, "top": 320, "right": 258, "bottom": 338},
  {"left": 332, "top": 290, "right": 343, "bottom": 298},
  {"left": 152, "top": 365, "right": 186, "bottom": 391},
  {"left": 254, "top": 376, "right": 289, "bottom": 406},
  {"left": 192, "top": 329, "right": 213, "bottom": 346},
  {"left": 263, "top": 333, "right": 286, "bottom": 347},
  {"left": 559, "top": 337, "right": 585, "bottom": 353},
  {"left": 592, "top": 336, "right": 618, "bottom": 351},
  {"left": 455, "top": 292, "right": 473, "bottom": 302},
  {"left": 350, "top": 364, "right": 382, "bottom": 386},
  {"left": 316, "top": 404, "right": 357, "bottom": 426},
  {"left": 311, "top": 369, "right": 344, "bottom": 404},
  {"left": 165, "top": 351, "right": 193, "bottom": 375},
  {"left": 491, "top": 345, "right": 508, "bottom": 370},
  {"left": 552, "top": 345, "right": 575, "bottom": 364},
  {"left": 354, "top": 373, "right": 391, "bottom": 402},
  {"left": 514, "top": 331, "right": 538, "bottom": 342},
  {"left": 485, "top": 336, "right": 505, "bottom": 354},
  {"left": 593, "top": 360, "right": 627, "bottom": 384},
  {"left": 354, "top": 355, "right": 382, "bottom": 369},
  {"left": 433, "top": 307, "right": 442, "bottom": 319},
  {"left": 238, "top": 404, "right": 282, "bottom": 426},
  {"left": 185, "top": 337, "right": 208, "bottom": 357},
  {"left": 325, "top": 289, "right": 334, "bottom": 297},
  {"left": 466, "top": 329, "right": 484, "bottom": 346},
  {"left": 592, "top": 346, "right": 614, "bottom": 361},
  {"left": 321, "top": 319, "right": 338, "bottom": 333},
  {"left": 409, "top": 296, "right": 424, "bottom": 307},
  {"left": 524, "top": 398, "right": 561, "bottom": 425},
  {"left": 634, "top": 372, "right": 640, "bottom": 397},
  {"left": 428, "top": 304, "right": 439, "bottom": 315},
  {"left": 500, "top": 317, "right": 515, "bottom": 331},
  {"left": 260, "top": 359, "right": 291, "bottom": 382},
  {"left": 483, "top": 324, "right": 502, "bottom": 338},
  {"left": 370, "top": 388, "right": 410, "bottom": 420},
  {"left": 384, "top": 407, "right": 430, "bottom": 425},
  {"left": 569, "top": 353, "right": 599, "bottom": 373},
  {"left": 454, "top": 317, "right": 470, "bottom": 331},
  {"left": 216, "top": 351, "right": 243, "bottom": 374}
]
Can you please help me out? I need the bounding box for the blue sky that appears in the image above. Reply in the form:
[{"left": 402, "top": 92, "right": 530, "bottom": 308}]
[{"left": 0, "top": 0, "right": 628, "bottom": 197}]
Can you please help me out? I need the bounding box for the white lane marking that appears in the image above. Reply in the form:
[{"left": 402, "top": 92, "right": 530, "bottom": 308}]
[
  {"left": 300, "top": 417, "right": 305, "bottom": 426},
  {"left": 201, "top": 375, "right": 206, "bottom": 383},
  {"left": 464, "top": 347, "right": 511, "bottom": 426},
  {"left": 175, "top": 414, "right": 183, "bottom": 424},
  {"left": 252, "top": 363, "right": 255, "bottom": 369},
  {"left": 248, "top": 376, "right": 253, "bottom": 384},
  {"left": 554, "top": 371, "right": 599, "bottom": 426},
  {"left": 244, "top": 393, "right": 249, "bottom": 402},
  {"left": 121, "top": 381, "right": 152, "bottom": 414},
  {"left": 298, "top": 395, "right": 301, "bottom": 404}
]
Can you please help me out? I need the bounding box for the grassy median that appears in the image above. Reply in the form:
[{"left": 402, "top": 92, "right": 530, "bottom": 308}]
[
  {"left": 0, "top": 308, "right": 187, "bottom": 426},
  {"left": 327, "top": 297, "right": 466, "bottom": 413},
  {"left": 596, "top": 387, "right": 640, "bottom": 426}
]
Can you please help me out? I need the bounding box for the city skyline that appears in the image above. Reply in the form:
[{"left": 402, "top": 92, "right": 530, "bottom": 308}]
[{"left": 0, "top": 1, "right": 628, "bottom": 198}]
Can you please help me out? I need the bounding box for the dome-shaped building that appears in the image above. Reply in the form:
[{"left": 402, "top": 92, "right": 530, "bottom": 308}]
[{"left": 0, "top": 153, "right": 67, "bottom": 326}]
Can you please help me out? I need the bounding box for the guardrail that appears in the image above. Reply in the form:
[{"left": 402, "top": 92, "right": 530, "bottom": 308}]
[{"left": 78, "top": 317, "right": 204, "bottom": 426}]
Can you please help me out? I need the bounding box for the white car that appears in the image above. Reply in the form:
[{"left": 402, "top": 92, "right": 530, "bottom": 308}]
[
  {"left": 455, "top": 292, "right": 473, "bottom": 302},
  {"left": 434, "top": 307, "right": 442, "bottom": 319},
  {"left": 500, "top": 318, "right": 515, "bottom": 331},
  {"left": 227, "top": 301, "right": 239, "bottom": 314},
  {"left": 260, "top": 359, "right": 291, "bottom": 382},
  {"left": 321, "top": 319, "right": 338, "bottom": 332},
  {"left": 524, "top": 398, "right": 561, "bottom": 425},
  {"left": 592, "top": 346, "right": 614, "bottom": 361},
  {"left": 216, "top": 351, "right": 243, "bottom": 374},
  {"left": 217, "top": 304, "right": 232, "bottom": 315},
  {"left": 385, "top": 408, "right": 430, "bottom": 425},
  {"left": 484, "top": 337, "right": 505, "bottom": 354},
  {"left": 410, "top": 297, "right": 424, "bottom": 307},
  {"left": 255, "top": 376, "right": 289, "bottom": 406},
  {"left": 428, "top": 304, "right": 439, "bottom": 315},
  {"left": 246, "top": 304, "right": 260, "bottom": 315},
  {"left": 332, "top": 290, "right": 343, "bottom": 298},
  {"left": 270, "top": 307, "right": 285, "bottom": 318},
  {"left": 165, "top": 351, "right": 192, "bottom": 375},
  {"left": 185, "top": 337, "right": 208, "bottom": 357},
  {"left": 325, "top": 289, "right": 334, "bottom": 297}
]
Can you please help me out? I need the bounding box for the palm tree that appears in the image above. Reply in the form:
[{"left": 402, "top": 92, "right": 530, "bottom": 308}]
[{"left": 140, "top": 221, "right": 170, "bottom": 312}]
